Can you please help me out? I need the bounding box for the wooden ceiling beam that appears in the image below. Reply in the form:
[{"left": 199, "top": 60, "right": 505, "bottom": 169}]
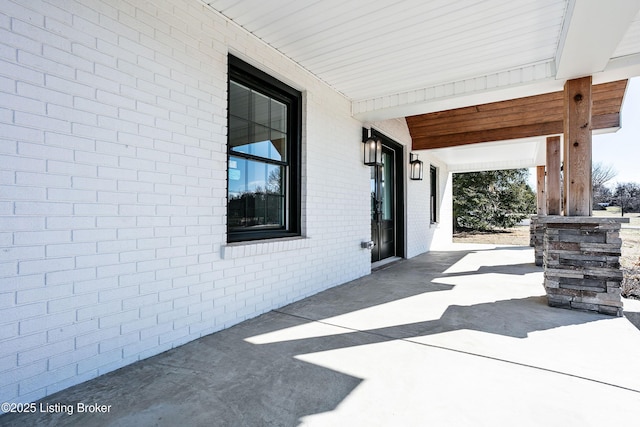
[{"left": 408, "top": 80, "right": 627, "bottom": 150}]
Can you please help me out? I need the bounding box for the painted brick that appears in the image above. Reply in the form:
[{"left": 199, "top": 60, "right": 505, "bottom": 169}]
[
  {"left": 96, "top": 262, "right": 136, "bottom": 279},
  {"left": 0, "top": 141, "right": 20, "bottom": 158},
  {"left": 72, "top": 176, "right": 116, "bottom": 192},
  {"left": 75, "top": 302, "right": 121, "bottom": 324},
  {"left": 119, "top": 271, "right": 156, "bottom": 287},
  {"left": 0, "top": 216, "right": 44, "bottom": 232},
  {"left": 76, "top": 349, "right": 122, "bottom": 375},
  {"left": 0, "top": 123, "right": 44, "bottom": 143},
  {"left": 0, "top": 261, "right": 17, "bottom": 278},
  {"left": 18, "top": 338, "right": 74, "bottom": 366},
  {"left": 47, "top": 188, "right": 96, "bottom": 203},
  {"left": 98, "top": 285, "right": 138, "bottom": 303},
  {"left": 14, "top": 230, "right": 70, "bottom": 245},
  {"left": 17, "top": 171, "right": 70, "bottom": 188},
  {"left": 73, "top": 96, "right": 118, "bottom": 117},
  {"left": 95, "top": 62, "right": 137, "bottom": 88},
  {"left": 42, "top": 45, "right": 92, "bottom": 72},
  {"left": 0, "top": 25, "right": 41, "bottom": 56},
  {"left": 0, "top": 354, "right": 17, "bottom": 375},
  {"left": 0, "top": 89, "right": 46, "bottom": 115},
  {"left": 47, "top": 343, "right": 98, "bottom": 371},
  {"left": 3, "top": 273, "right": 44, "bottom": 292},
  {"left": 122, "top": 294, "right": 157, "bottom": 311},
  {"left": 47, "top": 293, "right": 98, "bottom": 314},
  {"left": 122, "top": 336, "right": 160, "bottom": 359},
  {"left": 15, "top": 201, "right": 73, "bottom": 216},
  {"left": 96, "top": 191, "right": 137, "bottom": 205},
  {"left": 0, "top": 291, "right": 15, "bottom": 309},
  {"left": 98, "top": 332, "right": 139, "bottom": 354},
  {"left": 115, "top": 227, "right": 154, "bottom": 240},
  {"left": 0, "top": 303, "right": 46, "bottom": 328},
  {"left": 71, "top": 229, "right": 117, "bottom": 243},
  {"left": 76, "top": 253, "right": 119, "bottom": 269},
  {"left": 47, "top": 160, "right": 96, "bottom": 178},
  {"left": 73, "top": 277, "right": 118, "bottom": 295},
  {"left": 46, "top": 216, "right": 95, "bottom": 230},
  {"left": 6, "top": 358, "right": 46, "bottom": 391},
  {"left": 45, "top": 267, "right": 95, "bottom": 286},
  {"left": 20, "top": 310, "right": 75, "bottom": 336},
  {"left": 17, "top": 284, "right": 73, "bottom": 304}
]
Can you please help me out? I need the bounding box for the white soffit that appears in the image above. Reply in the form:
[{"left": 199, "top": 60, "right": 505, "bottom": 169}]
[
  {"left": 555, "top": 0, "right": 640, "bottom": 79},
  {"left": 428, "top": 137, "right": 548, "bottom": 173},
  {"left": 613, "top": 8, "right": 640, "bottom": 57},
  {"left": 205, "top": 0, "right": 640, "bottom": 122}
]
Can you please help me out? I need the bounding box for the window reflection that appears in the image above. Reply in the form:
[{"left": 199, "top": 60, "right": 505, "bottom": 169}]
[
  {"left": 229, "top": 81, "right": 287, "bottom": 162},
  {"left": 228, "top": 156, "right": 284, "bottom": 230}
]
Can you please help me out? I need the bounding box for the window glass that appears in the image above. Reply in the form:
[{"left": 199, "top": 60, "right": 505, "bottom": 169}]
[
  {"left": 382, "top": 152, "right": 393, "bottom": 220},
  {"left": 229, "top": 88, "right": 287, "bottom": 162},
  {"left": 228, "top": 156, "right": 285, "bottom": 231},
  {"left": 229, "top": 81, "right": 250, "bottom": 119},
  {"left": 430, "top": 166, "right": 438, "bottom": 223},
  {"left": 271, "top": 99, "right": 286, "bottom": 131},
  {"left": 253, "top": 91, "right": 270, "bottom": 126}
]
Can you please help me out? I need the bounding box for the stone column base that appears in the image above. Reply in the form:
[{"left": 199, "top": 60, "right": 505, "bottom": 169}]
[
  {"left": 530, "top": 215, "right": 545, "bottom": 267},
  {"left": 540, "top": 216, "right": 629, "bottom": 317}
]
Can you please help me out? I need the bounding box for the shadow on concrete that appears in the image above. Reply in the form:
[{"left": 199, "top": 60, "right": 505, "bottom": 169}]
[
  {"left": 0, "top": 246, "right": 617, "bottom": 427},
  {"left": 624, "top": 308, "right": 640, "bottom": 332},
  {"left": 328, "top": 295, "right": 604, "bottom": 341},
  {"left": 439, "top": 262, "right": 541, "bottom": 277}
]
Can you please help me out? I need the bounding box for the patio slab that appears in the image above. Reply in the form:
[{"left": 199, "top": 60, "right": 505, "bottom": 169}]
[{"left": 1, "top": 245, "right": 639, "bottom": 426}]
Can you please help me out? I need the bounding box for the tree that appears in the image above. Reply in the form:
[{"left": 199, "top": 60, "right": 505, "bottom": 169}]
[
  {"left": 592, "top": 162, "right": 617, "bottom": 209},
  {"left": 592, "top": 162, "right": 617, "bottom": 189},
  {"left": 613, "top": 182, "right": 640, "bottom": 216},
  {"left": 453, "top": 169, "right": 536, "bottom": 232}
]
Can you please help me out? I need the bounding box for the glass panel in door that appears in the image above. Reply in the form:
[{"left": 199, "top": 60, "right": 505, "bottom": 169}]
[{"left": 371, "top": 146, "right": 396, "bottom": 263}]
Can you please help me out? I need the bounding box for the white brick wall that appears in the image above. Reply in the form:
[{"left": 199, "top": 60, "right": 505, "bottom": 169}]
[{"left": 0, "top": 0, "right": 449, "bottom": 406}]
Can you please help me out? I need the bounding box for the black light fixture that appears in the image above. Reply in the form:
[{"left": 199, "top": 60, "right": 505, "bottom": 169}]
[
  {"left": 410, "top": 153, "right": 424, "bottom": 180},
  {"left": 362, "top": 128, "right": 382, "bottom": 166}
]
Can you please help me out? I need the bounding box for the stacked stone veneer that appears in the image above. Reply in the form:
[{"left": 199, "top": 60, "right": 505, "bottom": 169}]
[
  {"left": 542, "top": 216, "right": 629, "bottom": 316},
  {"left": 529, "top": 216, "right": 545, "bottom": 266},
  {"left": 529, "top": 216, "right": 536, "bottom": 247}
]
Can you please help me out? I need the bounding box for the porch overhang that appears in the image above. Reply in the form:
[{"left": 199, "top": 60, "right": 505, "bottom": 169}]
[{"left": 406, "top": 80, "right": 628, "bottom": 151}]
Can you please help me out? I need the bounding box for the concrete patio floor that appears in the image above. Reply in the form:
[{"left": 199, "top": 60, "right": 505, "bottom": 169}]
[{"left": 2, "top": 245, "right": 640, "bottom": 426}]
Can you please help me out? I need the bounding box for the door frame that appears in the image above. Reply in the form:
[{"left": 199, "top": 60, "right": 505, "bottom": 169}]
[{"left": 366, "top": 128, "right": 405, "bottom": 261}]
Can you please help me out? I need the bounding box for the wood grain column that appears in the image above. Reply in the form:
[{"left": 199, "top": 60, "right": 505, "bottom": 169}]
[
  {"left": 536, "top": 165, "right": 546, "bottom": 216},
  {"left": 563, "top": 77, "right": 592, "bottom": 216},
  {"left": 546, "top": 136, "right": 561, "bottom": 215}
]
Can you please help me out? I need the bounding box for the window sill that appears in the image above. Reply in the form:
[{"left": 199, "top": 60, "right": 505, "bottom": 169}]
[{"left": 221, "top": 236, "right": 310, "bottom": 260}]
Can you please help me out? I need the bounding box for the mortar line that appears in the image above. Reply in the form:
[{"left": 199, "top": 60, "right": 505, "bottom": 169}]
[{"left": 274, "top": 309, "right": 640, "bottom": 395}]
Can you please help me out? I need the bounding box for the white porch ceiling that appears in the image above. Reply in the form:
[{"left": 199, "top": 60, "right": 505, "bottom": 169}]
[
  {"left": 204, "top": 0, "right": 640, "bottom": 171},
  {"left": 206, "top": 0, "right": 640, "bottom": 122}
]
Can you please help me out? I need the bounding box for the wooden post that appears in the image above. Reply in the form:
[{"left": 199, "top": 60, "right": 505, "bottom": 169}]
[
  {"left": 546, "top": 136, "right": 561, "bottom": 215},
  {"left": 536, "top": 166, "right": 546, "bottom": 216},
  {"left": 563, "top": 77, "right": 592, "bottom": 216}
]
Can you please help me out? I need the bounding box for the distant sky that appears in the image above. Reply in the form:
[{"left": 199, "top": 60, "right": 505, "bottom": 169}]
[{"left": 593, "top": 76, "right": 640, "bottom": 187}]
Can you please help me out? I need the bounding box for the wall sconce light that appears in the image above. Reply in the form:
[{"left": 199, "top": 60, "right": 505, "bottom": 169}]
[
  {"left": 410, "top": 153, "right": 424, "bottom": 180},
  {"left": 362, "top": 129, "right": 382, "bottom": 166}
]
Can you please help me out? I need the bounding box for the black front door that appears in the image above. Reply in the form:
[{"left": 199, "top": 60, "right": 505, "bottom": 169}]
[{"left": 371, "top": 145, "right": 396, "bottom": 263}]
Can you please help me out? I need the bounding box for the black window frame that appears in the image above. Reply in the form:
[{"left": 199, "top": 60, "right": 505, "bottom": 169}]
[
  {"left": 227, "top": 55, "right": 302, "bottom": 243},
  {"left": 430, "top": 165, "right": 438, "bottom": 223}
]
